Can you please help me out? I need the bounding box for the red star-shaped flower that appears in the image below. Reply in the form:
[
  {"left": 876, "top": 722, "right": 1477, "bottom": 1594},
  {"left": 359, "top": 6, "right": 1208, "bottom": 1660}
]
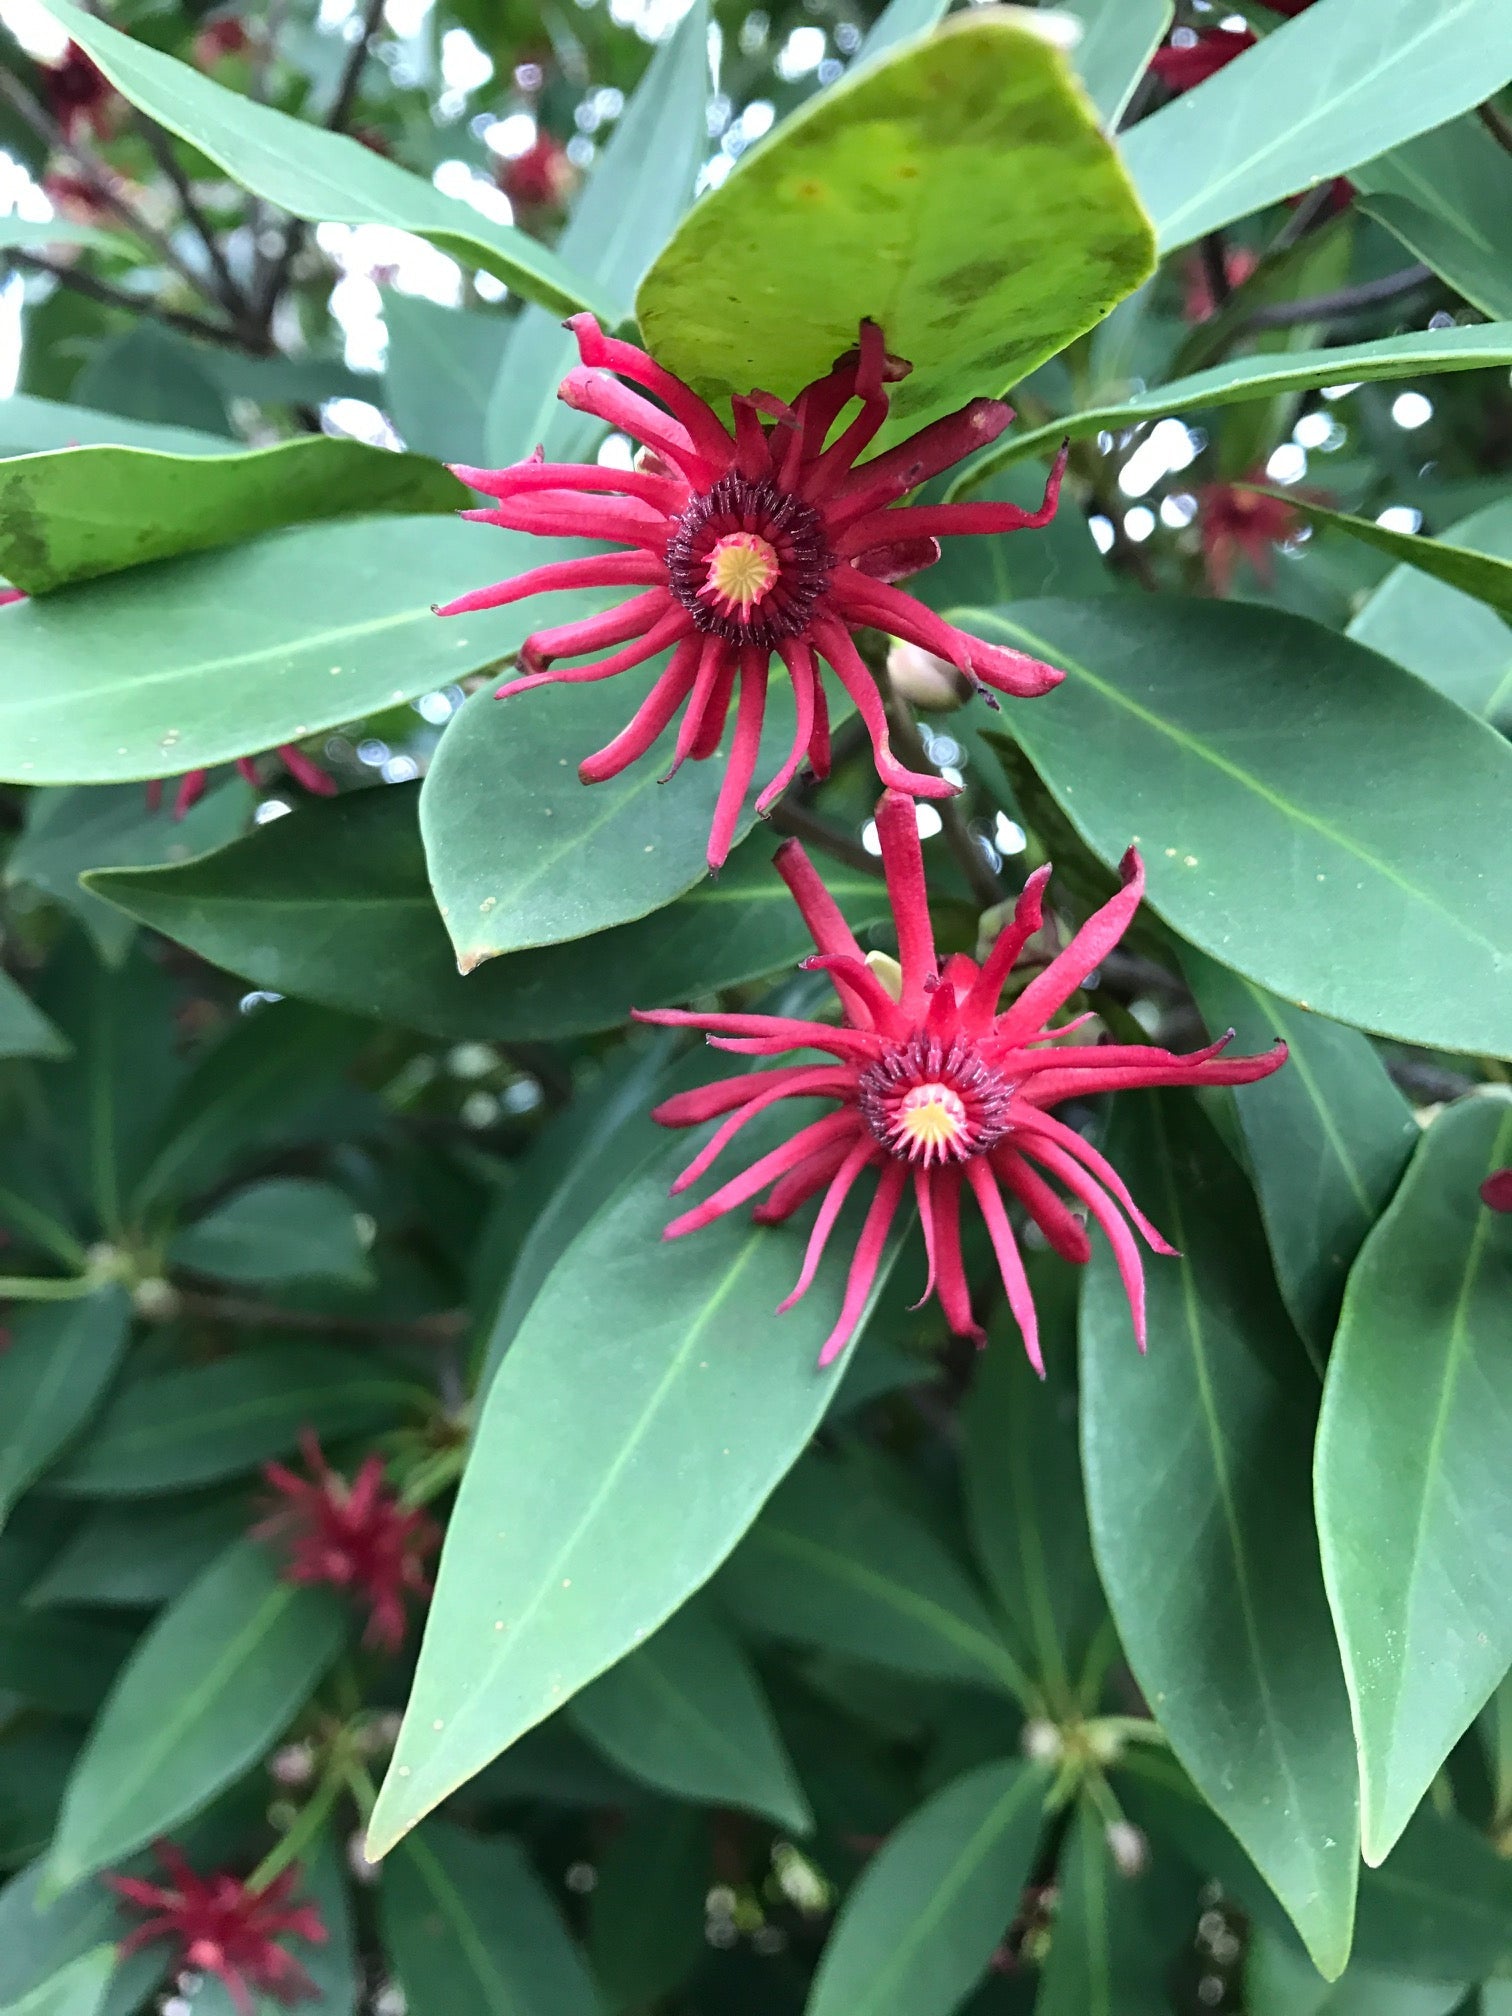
[
  {"left": 440, "top": 317, "right": 1069, "bottom": 867},
  {"left": 256, "top": 1432, "right": 439, "bottom": 1652},
  {"left": 108, "top": 1843, "right": 326, "bottom": 2015},
  {"left": 0, "top": 588, "right": 24, "bottom": 609},
  {"left": 635, "top": 791, "right": 1286, "bottom": 1368},
  {"left": 44, "top": 42, "right": 116, "bottom": 141},
  {"left": 1481, "top": 1170, "right": 1512, "bottom": 1213},
  {"left": 1150, "top": 3, "right": 1316, "bottom": 93}
]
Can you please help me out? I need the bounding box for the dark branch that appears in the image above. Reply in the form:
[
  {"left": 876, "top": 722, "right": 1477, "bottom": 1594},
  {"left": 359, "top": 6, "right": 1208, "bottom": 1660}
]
[
  {"left": 5, "top": 250, "right": 247, "bottom": 349},
  {"left": 1478, "top": 97, "right": 1512, "bottom": 158},
  {"left": 130, "top": 112, "right": 252, "bottom": 325},
  {"left": 166, "top": 1286, "right": 470, "bottom": 1343},
  {"left": 1241, "top": 263, "right": 1435, "bottom": 332},
  {"left": 767, "top": 799, "right": 881, "bottom": 877}
]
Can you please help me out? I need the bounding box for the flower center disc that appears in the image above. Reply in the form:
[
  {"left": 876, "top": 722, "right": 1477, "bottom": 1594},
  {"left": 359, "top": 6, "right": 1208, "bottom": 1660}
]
[
  {"left": 665, "top": 473, "right": 831, "bottom": 649},
  {"left": 857, "top": 1034, "right": 1015, "bottom": 1168}
]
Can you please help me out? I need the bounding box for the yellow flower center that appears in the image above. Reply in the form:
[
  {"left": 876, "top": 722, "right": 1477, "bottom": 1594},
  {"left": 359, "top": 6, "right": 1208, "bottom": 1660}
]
[
  {"left": 896, "top": 1082, "right": 968, "bottom": 1154},
  {"left": 703, "top": 531, "right": 780, "bottom": 611}
]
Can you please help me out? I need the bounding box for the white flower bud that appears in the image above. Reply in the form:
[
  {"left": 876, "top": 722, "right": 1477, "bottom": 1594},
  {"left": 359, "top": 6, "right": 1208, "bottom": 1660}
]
[
  {"left": 1106, "top": 1820, "right": 1149, "bottom": 1878},
  {"left": 886, "top": 640, "right": 966, "bottom": 713},
  {"left": 1021, "top": 1718, "right": 1064, "bottom": 1764}
]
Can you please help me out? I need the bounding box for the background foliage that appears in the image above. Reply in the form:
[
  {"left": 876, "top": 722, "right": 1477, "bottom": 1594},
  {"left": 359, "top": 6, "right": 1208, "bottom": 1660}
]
[{"left": 1, "top": 0, "right": 1511, "bottom": 2011}]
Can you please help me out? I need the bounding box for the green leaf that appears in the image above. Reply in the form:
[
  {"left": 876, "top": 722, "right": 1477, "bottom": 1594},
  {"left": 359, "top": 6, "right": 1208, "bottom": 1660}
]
[
  {"left": 0, "top": 392, "right": 227, "bottom": 457},
  {"left": 1080, "top": 1095, "right": 1359, "bottom": 1977},
  {"left": 0, "top": 1290, "right": 132, "bottom": 1526},
  {"left": 588, "top": 1804, "right": 707, "bottom": 2014},
  {"left": 1180, "top": 947, "right": 1416, "bottom": 1359},
  {"left": 1277, "top": 489, "right": 1512, "bottom": 619},
  {"left": 169, "top": 1177, "right": 371, "bottom": 1289},
  {"left": 34, "top": 0, "right": 613, "bottom": 320},
  {"left": 47, "top": 1539, "right": 347, "bottom": 1892},
  {"left": 0, "top": 972, "right": 68, "bottom": 1061},
  {"left": 381, "top": 1822, "right": 603, "bottom": 2016},
  {"left": 857, "top": 0, "right": 947, "bottom": 63},
  {"left": 1122, "top": 0, "right": 1512, "bottom": 252},
  {"left": 0, "top": 1859, "right": 160, "bottom": 2013},
  {"left": 7, "top": 780, "right": 254, "bottom": 966},
  {"left": 0, "top": 1608, "right": 133, "bottom": 1721},
  {"left": 0, "top": 515, "right": 584, "bottom": 784},
  {"left": 24, "top": 1496, "right": 250, "bottom": 1612},
  {"left": 974, "top": 597, "right": 1512, "bottom": 1057},
  {"left": 961, "top": 1271, "right": 1103, "bottom": 1715},
  {"left": 0, "top": 1947, "right": 115, "bottom": 2016},
  {"left": 1034, "top": 1800, "right": 1183, "bottom": 2016},
  {"left": 0, "top": 439, "right": 463, "bottom": 596},
  {"left": 483, "top": 0, "right": 709, "bottom": 468},
  {"left": 637, "top": 15, "right": 1154, "bottom": 430},
  {"left": 806, "top": 1758, "right": 1048, "bottom": 2016},
  {"left": 567, "top": 1598, "right": 812, "bottom": 1833},
  {"left": 1246, "top": 1925, "right": 1466, "bottom": 2016},
  {"left": 367, "top": 1138, "right": 902, "bottom": 1856},
  {"left": 958, "top": 321, "right": 1512, "bottom": 485},
  {"left": 719, "top": 1448, "right": 1029, "bottom": 1699},
  {"left": 43, "top": 1345, "right": 417, "bottom": 1497},
  {"left": 419, "top": 678, "right": 808, "bottom": 968},
  {"left": 85, "top": 785, "right": 888, "bottom": 1038},
  {"left": 72, "top": 324, "right": 233, "bottom": 441},
  {"left": 1354, "top": 118, "right": 1512, "bottom": 323},
  {"left": 1063, "top": 0, "right": 1173, "bottom": 125},
  {"left": 1316, "top": 1093, "right": 1512, "bottom": 1867},
  {"left": 1348, "top": 496, "right": 1512, "bottom": 728},
  {"left": 382, "top": 294, "right": 507, "bottom": 468},
  {"left": 1353, "top": 1807, "right": 1512, "bottom": 1980}
]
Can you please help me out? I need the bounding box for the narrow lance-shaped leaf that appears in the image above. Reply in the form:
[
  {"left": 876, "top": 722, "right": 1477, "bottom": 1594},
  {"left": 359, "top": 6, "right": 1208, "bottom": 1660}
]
[
  {"left": 0, "top": 1290, "right": 132, "bottom": 1527},
  {"left": 955, "top": 321, "right": 1512, "bottom": 487},
  {"left": 35, "top": 0, "right": 614, "bottom": 318},
  {"left": 1081, "top": 1094, "right": 1359, "bottom": 1978},
  {"left": 0, "top": 971, "right": 68, "bottom": 1061},
  {"left": 1181, "top": 946, "right": 1416, "bottom": 1360},
  {"left": 1122, "top": 0, "right": 1512, "bottom": 252},
  {"left": 805, "top": 1759, "right": 1049, "bottom": 2016},
  {"left": 1316, "top": 1093, "right": 1512, "bottom": 1867},
  {"left": 0, "top": 1946, "right": 117, "bottom": 2016},
  {"left": 1353, "top": 116, "right": 1512, "bottom": 324},
  {"left": 367, "top": 1136, "right": 903, "bottom": 1857},
  {"left": 169, "top": 1179, "right": 372, "bottom": 1290},
  {"left": 1267, "top": 489, "right": 1512, "bottom": 621},
  {"left": 1347, "top": 496, "right": 1512, "bottom": 729},
  {"left": 567, "top": 1598, "right": 813, "bottom": 1834},
  {"left": 1034, "top": 1799, "right": 1188, "bottom": 2016},
  {"left": 1063, "top": 0, "right": 1173, "bottom": 125},
  {"left": 976, "top": 597, "right": 1512, "bottom": 1058},
  {"left": 47, "top": 1540, "right": 348, "bottom": 1891},
  {"left": 637, "top": 14, "right": 1154, "bottom": 430}
]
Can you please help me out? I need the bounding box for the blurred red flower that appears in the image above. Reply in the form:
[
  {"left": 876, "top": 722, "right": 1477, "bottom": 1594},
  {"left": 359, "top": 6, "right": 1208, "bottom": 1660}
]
[
  {"left": 1197, "top": 477, "right": 1306, "bottom": 594},
  {"left": 1481, "top": 1170, "right": 1512, "bottom": 1212},
  {"left": 109, "top": 1844, "right": 326, "bottom": 2014}
]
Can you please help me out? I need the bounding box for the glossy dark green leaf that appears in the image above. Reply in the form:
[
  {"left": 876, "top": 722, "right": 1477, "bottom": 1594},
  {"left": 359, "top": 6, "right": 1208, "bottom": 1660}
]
[
  {"left": 483, "top": 0, "right": 709, "bottom": 468},
  {"left": 589, "top": 1805, "right": 706, "bottom": 2012},
  {"left": 368, "top": 1138, "right": 901, "bottom": 1856},
  {"left": 0, "top": 973, "right": 67, "bottom": 1061},
  {"left": 0, "top": 1290, "right": 131, "bottom": 1526},
  {"left": 35, "top": 0, "right": 613, "bottom": 319},
  {"left": 169, "top": 1178, "right": 371, "bottom": 1289},
  {"left": 73, "top": 324, "right": 234, "bottom": 441},
  {"left": 419, "top": 676, "right": 804, "bottom": 967},
  {"left": 1181, "top": 946, "right": 1416, "bottom": 1359},
  {"left": 7, "top": 780, "right": 254, "bottom": 966},
  {"left": 381, "top": 1821, "right": 602, "bottom": 2016},
  {"left": 806, "top": 1759, "right": 1048, "bottom": 2016},
  {"left": 1034, "top": 1800, "right": 1184, "bottom": 2016},
  {"left": 720, "top": 1448, "right": 1029, "bottom": 1699},
  {"left": 1355, "top": 118, "right": 1512, "bottom": 323},
  {"left": 1081, "top": 1095, "right": 1358, "bottom": 1977},
  {"left": 0, "top": 439, "right": 462, "bottom": 595},
  {"left": 0, "top": 1610, "right": 134, "bottom": 1720},
  {"left": 0, "top": 1726, "right": 78, "bottom": 1867},
  {"left": 1122, "top": 0, "right": 1512, "bottom": 252},
  {"left": 1316, "top": 1094, "right": 1512, "bottom": 1866},
  {"left": 24, "top": 1495, "right": 249, "bottom": 1611},
  {"left": 43, "top": 1346, "right": 418, "bottom": 1497},
  {"left": 638, "top": 15, "right": 1154, "bottom": 429},
  {"left": 1064, "top": 0, "right": 1172, "bottom": 124},
  {"left": 85, "top": 785, "right": 887, "bottom": 1037},
  {"left": 961, "top": 1273, "right": 1103, "bottom": 1715},
  {"left": 975, "top": 597, "right": 1512, "bottom": 1057},
  {"left": 0, "top": 1947, "right": 115, "bottom": 2016},
  {"left": 0, "top": 516, "right": 587, "bottom": 785},
  {"left": 961, "top": 321, "right": 1512, "bottom": 485},
  {"left": 382, "top": 293, "right": 507, "bottom": 467},
  {"left": 47, "top": 1539, "right": 347, "bottom": 1891},
  {"left": 568, "top": 1599, "right": 811, "bottom": 1833},
  {"left": 1348, "top": 496, "right": 1512, "bottom": 729}
]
